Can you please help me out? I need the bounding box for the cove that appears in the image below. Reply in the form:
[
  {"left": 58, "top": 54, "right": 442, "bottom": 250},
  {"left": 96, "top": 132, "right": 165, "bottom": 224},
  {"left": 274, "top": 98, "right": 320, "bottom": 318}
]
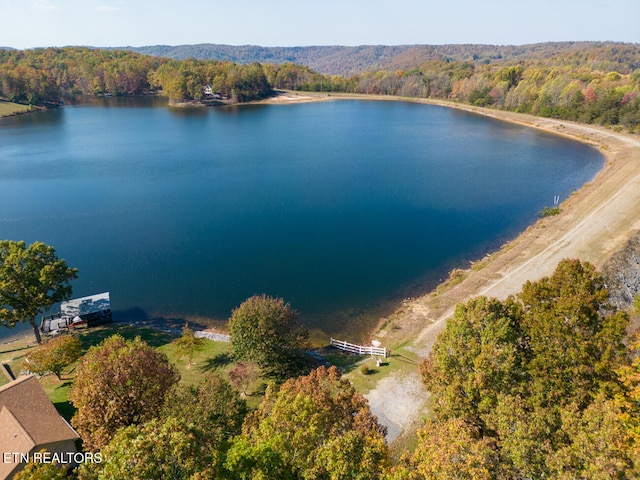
[{"left": 0, "top": 98, "right": 603, "bottom": 341}]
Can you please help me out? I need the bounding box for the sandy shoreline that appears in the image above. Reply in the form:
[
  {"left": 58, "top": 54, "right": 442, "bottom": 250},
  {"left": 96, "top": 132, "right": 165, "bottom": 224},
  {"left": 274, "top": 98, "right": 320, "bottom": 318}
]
[
  {"left": 352, "top": 96, "right": 640, "bottom": 444},
  {"left": 267, "top": 92, "right": 640, "bottom": 442},
  {"left": 267, "top": 91, "right": 640, "bottom": 344},
  {"left": 262, "top": 91, "right": 640, "bottom": 443}
]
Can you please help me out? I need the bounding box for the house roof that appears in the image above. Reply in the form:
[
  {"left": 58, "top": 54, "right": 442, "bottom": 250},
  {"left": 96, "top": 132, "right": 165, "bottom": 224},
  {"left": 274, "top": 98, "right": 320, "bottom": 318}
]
[{"left": 0, "top": 375, "right": 79, "bottom": 454}]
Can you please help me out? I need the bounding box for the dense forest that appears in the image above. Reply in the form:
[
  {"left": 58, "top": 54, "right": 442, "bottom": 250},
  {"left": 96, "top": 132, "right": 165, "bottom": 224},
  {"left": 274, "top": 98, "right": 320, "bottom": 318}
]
[
  {"left": 275, "top": 42, "right": 640, "bottom": 131},
  {"left": 0, "top": 47, "right": 272, "bottom": 105},
  {"left": 130, "top": 42, "right": 640, "bottom": 130},
  {"left": 1, "top": 43, "right": 639, "bottom": 131}
]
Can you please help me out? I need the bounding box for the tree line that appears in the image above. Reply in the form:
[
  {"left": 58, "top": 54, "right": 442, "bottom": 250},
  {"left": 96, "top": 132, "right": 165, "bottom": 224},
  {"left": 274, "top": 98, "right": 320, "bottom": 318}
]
[
  {"left": 2, "top": 45, "right": 639, "bottom": 130},
  {"left": 0, "top": 47, "right": 273, "bottom": 104},
  {"left": 127, "top": 42, "right": 640, "bottom": 78},
  {"left": 291, "top": 59, "right": 640, "bottom": 132}
]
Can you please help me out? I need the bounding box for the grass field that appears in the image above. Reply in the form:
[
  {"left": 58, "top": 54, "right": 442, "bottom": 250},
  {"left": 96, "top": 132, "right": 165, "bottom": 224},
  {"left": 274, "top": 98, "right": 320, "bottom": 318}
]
[
  {"left": 0, "top": 321, "right": 290, "bottom": 420},
  {"left": 0, "top": 320, "right": 401, "bottom": 424},
  {"left": 0, "top": 101, "right": 32, "bottom": 117},
  {"left": 0, "top": 323, "right": 242, "bottom": 419}
]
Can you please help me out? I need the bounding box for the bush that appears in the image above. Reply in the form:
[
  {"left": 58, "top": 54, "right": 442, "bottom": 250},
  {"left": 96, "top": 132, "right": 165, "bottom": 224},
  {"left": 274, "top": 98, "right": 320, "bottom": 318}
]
[{"left": 538, "top": 206, "right": 561, "bottom": 217}]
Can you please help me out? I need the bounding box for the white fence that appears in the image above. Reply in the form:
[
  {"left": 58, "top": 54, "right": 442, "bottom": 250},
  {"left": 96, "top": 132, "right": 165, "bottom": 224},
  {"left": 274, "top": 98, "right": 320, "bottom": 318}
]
[
  {"left": 195, "top": 331, "right": 230, "bottom": 342},
  {"left": 330, "top": 338, "right": 387, "bottom": 357}
]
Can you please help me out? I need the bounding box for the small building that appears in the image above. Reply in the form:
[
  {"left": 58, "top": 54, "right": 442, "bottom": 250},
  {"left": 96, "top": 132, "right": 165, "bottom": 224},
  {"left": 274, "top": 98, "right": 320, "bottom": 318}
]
[
  {"left": 0, "top": 375, "right": 79, "bottom": 479},
  {"left": 40, "top": 292, "right": 112, "bottom": 336},
  {"left": 203, "top": 85, "right": 213, "bottom": 96}
]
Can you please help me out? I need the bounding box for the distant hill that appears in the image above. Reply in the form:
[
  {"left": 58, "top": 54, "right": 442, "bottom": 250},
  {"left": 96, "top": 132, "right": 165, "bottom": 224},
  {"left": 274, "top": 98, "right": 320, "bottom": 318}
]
[
  {"left": 122, "top": 44, "right": 408, "bottom": 76},
  {"left": 122, "top": 42, "right": 640, "bottom": 76}
]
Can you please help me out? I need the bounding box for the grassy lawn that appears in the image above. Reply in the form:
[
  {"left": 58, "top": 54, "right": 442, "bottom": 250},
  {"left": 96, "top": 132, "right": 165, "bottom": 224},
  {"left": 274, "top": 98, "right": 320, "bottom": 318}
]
[
  {"left": 0, "top": 101, "right": 32, "bottom": 117},
  {"left": 0, "top": 322, "right": 268, "bottom": 418},
  {"left": 343, "top": 344, "right": 420, "bottom": 394},
  {"left": 1, "top": 322, "right": 409, "bottom": 421}
]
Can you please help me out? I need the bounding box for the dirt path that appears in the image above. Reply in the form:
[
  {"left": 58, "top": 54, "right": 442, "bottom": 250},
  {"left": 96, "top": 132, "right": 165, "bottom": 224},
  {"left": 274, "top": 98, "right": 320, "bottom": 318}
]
[{"left": 359, "top": 102, "right": 640, "bottom": 445}]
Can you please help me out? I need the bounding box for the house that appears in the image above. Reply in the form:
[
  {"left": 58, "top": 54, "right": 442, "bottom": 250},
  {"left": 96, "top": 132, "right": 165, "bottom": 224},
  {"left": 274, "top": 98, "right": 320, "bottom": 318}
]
[
  {"left": 203, "top": 85, "right": 213, "bottom": 96},
  {"left": 0, "top": 375, "right": 79, "bottom": 479}
]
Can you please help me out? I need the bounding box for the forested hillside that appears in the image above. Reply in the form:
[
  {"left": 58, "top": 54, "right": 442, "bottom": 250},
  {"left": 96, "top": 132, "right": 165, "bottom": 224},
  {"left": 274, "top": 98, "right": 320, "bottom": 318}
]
[
  {"left": 0, "top": 47, "right": 272, "bottom": 105},
  {"left": 124, "top": 43, "right": 411, "bottom": 76},
  {"left": 126, "top": 42, "right": 639, "bottom": 77},
  {"left": 2, "top": 43, "right": 639, "bottom": 130}
]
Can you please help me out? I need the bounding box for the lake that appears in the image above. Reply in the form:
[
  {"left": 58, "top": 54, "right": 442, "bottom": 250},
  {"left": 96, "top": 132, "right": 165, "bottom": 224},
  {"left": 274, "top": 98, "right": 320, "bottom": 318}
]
[{"left": 0, "top": 98, "right": 603, "bottom": 341}]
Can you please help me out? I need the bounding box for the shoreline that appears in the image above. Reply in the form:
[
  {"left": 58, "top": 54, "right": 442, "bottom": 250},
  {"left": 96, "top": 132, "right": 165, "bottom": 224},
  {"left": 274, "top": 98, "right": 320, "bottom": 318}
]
[
  {"left": 351, "top": 96, "right": 639, "bottom": 445},
  {"left": 376, "top": 100, "right": 640, "bottom": 353},
  {"left": 260, "top": 91, "right": 640, "bottom": 444},
  {"left": 264, "top": 91, "right": 640, "bottom": 344},
  {"left": 4, "top": 92, "right": 638, "bottom": 349}
]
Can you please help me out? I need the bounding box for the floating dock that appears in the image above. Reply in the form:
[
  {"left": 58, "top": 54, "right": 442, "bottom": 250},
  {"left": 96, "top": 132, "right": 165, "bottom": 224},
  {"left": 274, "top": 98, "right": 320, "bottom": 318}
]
[{"left": 40, "top": 292, "right": 112, "bottom": 335}]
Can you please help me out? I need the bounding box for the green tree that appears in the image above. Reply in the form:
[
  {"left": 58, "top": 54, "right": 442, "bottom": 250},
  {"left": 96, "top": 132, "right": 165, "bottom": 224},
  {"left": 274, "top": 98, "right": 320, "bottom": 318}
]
[
  {"left": 229, "top": 294, "right": 309, "bottom": 381},
  {"left": 519, "top": 259, "right": 628, "bottom": 408},
  {"left": 484, "top": 394, "right": 557, "bottom": 479},
  {"left": 0, "top": 240, "right": 78, "bottom": 343},
  {"left": 173, "top": 322, "right": 206, "bottom": 366},
  {"left": 13, "top": 456, "right": 69, "bottom": 479},
  {"left": 226, "top": 366, "right": 389, "bottom": 479},
  {"left": 547, "top": 396, "right": 633, "bottom": 479},
  {"left": 24, "top": 334, "right": 82, "bottom": 380},
  {"left": 420, "top": 296, "right": 526, "bottom": 432},
  {"left": 420, "top": 259, "right": 634, "bottom": 478},
  {"left": 168, "top": 373, "right": 247, "bottom": 459},
  {"left": 81, "top": 417, "right": 214, "bottom": 480},
  {"left": 69, "top": 334, "right": 180, "bottom": 450}
]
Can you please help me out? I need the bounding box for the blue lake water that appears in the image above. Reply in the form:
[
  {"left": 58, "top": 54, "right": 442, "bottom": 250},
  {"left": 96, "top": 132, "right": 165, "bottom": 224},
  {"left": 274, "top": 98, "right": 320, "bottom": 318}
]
[{"left": 0, "top": 98, "right": 603, "bottom": 340}]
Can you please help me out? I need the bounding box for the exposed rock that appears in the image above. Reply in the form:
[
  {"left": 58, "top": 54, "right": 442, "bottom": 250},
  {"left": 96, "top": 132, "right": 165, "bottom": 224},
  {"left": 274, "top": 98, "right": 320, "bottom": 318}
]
[{"left": 601, "top": 231, "right": 640, "bottom": 310}]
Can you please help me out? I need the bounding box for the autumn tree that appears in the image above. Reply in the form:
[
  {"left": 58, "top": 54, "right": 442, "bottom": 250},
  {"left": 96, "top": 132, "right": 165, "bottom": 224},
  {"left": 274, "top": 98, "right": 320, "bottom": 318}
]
[
  {"left": 226, "top": 366, "right": 389, "bottom": 479},
  {"left": 229, "top": 294, "right": 310, "bottom": 381},
  {"left": 173, "top": 322, "right": 206, "bottom": 366},
  {"left": 617, "top": 332, "right": 640, "bottom": 475},
  {"left": 420, "top": 259, "right": 634, "bottom": 478},
  {"left": 80, "top": 417, "right": 212, "bottom": 480},
  {"left": 24, "top": 334, "right": 82, "bottom": 380},
  {"left": 0, "top": 240, "right": 78, "bottom": 343},
  {"left": 83, "top": 374, "right": 247, "bottom": 479},
  {"left": 69, "top": 334, "right": 180, "bottom": 450},
  {"left": 228, "top": 361, "right": 260, "bottom": 396},
  {"left": 519, "top": 259, "right": 628, "bottom": 408},
  {"left": 420, "top": 296, "right": 526, "bottom": 432},
  {"left": 398, "top": 418, "right": 497, "bottom": 480}
]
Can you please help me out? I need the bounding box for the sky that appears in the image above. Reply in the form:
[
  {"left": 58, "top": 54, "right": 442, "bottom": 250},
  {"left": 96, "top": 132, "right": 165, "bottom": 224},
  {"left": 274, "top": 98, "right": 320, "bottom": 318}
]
[{"left": 0, "top": 0, "right": 638, "bottom": 49}]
